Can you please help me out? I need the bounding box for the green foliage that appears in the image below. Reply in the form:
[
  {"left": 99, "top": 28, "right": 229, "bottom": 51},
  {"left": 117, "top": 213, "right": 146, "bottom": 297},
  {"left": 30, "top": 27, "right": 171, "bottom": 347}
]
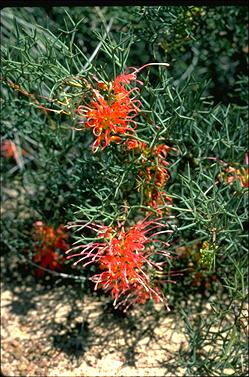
[{"left": 1, "top": 6, "right": 248, "bottom": 376}]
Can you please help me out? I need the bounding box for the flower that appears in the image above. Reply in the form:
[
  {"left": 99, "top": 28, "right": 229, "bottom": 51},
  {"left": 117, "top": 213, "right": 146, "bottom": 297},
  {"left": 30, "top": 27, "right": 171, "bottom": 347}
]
[
  {"left": 224, "top": 166, "right": 248, "bottom": 187},
  {"left": 0, "top": 139, "right": 26, "bottom": 161},
  {"left": 223, "top": 164, "right": 248, "bottom": 188},
  {"left": 128, "top": 142, "right": 174, "bottom": 214},
  {"left": 32, "top": 221, "right": 69, "bottom": 277},
  {"left": 125, "top": 138, "right": 146, "bottom": 151},
  {"left": 32, "top": 247, "right": 62, "bottom": 277},
  {"left": 218, "top": 153, "right": 249, "bottom": 189},
  {"left": 76, "top": 71, "right": 142, "bottom": 152},
  {"left": 115, "top": 283, "right": 167, "bottom": 312},
  {"left": 76, "top": 63, "right": 170, "bottom": 152},
  {"left": 66, "top": 216, "right": 173, "bottom": 309}
]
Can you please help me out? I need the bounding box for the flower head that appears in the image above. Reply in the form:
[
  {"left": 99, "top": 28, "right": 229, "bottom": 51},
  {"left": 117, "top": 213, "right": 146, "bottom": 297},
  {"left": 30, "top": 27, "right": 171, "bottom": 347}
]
[
  {"left": 66, "top": 216, "right": 173, "bottom": 310},
  {"left": 127, "top": 141, "right": 174, "bottom": 214},
  {"left": 125, "top": 138, "right": 147, "bottom": 152},
  {"left": 76, "top": 63, "right": 170, "bottom": 152},
  {"left": 0, "top": 139, "right": 26, "bottom": 162},
  {"left": 76, "top": 70, "right": 142, "bottom": 152},
  {"left": 32, "top": 221, "right": 69, "bottom": 277},
  {"left": 224, "top": 166, "right": 248, "bottom": 187},
  {"left": 218, "top": 153, "right": 249, "bottom": 189}
]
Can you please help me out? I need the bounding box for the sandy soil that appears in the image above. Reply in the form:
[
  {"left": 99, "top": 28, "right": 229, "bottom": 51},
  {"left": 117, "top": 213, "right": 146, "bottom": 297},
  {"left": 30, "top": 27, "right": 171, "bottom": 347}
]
[{"left": 1, "top": 254, "right": 188, "bottom": 377}]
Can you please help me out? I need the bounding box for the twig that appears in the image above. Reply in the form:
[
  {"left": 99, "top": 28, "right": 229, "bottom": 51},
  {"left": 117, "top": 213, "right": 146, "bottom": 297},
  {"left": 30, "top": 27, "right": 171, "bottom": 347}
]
[
  {"left": 82, "top": 18, "right": 114, "bottom": 72},
  {"left": 3, "top": 242, "right": 87, "bottom": 282}
]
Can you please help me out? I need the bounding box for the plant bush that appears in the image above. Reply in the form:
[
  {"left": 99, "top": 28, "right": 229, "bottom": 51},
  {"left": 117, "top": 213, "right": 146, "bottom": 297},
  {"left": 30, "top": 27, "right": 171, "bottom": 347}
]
[{"left": 1, "top": 6, "right": 248, "bottom": 376}]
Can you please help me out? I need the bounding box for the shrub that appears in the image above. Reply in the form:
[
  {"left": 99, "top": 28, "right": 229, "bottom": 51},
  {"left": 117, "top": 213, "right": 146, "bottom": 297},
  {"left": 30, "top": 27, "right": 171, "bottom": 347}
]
[{"left": 1, "top": 6, "right": 248, "bottom": 375}]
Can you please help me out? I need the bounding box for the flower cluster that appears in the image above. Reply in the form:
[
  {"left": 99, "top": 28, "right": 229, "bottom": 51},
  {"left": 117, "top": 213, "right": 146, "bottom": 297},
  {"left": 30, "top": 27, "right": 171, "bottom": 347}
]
[
  {"left": 75, "top": 63, "right": 169, "bottom": 152},
  {"left": 223, "top": 166, "right": 248, "bottom": 189},
  {"left": 74, "top": 63, "right": 175, "bottom": 214},
  {"left": 0, "top": 139, "right": 26, "bottom": 162},
  {"left": 218, "top": 153, "right": 249, "bottom": 189},
  {"left": 66, "top": 63, "right": 176, "bottom": 310},
  {"left": 125, "top": 139, "right": 174, "bottom": 214},
  {"left": 32, "top": 221, "right": 69, "bottom": 277},
  {"left": 66, "top": 216, "right": 173, "bottom": 310},
  {"left": 75, "top": 69, "right": 143, "bottom": 152}
]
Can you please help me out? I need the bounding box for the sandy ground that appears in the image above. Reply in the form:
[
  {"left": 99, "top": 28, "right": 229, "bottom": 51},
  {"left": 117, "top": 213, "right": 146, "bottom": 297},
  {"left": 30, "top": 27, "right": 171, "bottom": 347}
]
[
  {"left": 1, "top": 253, "right": 248, "bottom": 377},
  {"left": 1, "top": 254, "right": 189, "bottom": 377}
]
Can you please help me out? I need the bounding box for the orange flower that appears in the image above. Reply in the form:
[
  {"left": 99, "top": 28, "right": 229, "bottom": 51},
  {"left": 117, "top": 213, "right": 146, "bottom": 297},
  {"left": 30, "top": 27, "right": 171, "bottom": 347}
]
[
  {"left": 112, "top": 68, "right": 144, "bottom": 94},
  {"left": 32, "top": 247, "right": 63, "bottom": 278},
  {"left": 66, "top": 217, "right": 173, "bottom": 309}
]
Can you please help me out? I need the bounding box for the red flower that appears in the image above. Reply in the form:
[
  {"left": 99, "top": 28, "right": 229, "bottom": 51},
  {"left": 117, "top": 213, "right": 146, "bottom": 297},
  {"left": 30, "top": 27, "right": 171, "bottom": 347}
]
[
  {"left": 112, "top": 68, "right": 144, "bottom": 94},
  {"left": 128, "top": 142, "right": 174, "bottom": 214},
  {"left": 218, "top": 153, "right": 249, "bottom": 189},
  {"left": 0, "top": 139, "right": 26, "bottom": 161},
  {"left": 76, "top": 71, "right": 142, "bottom": 152},
  {"left": 32, "top": 247, "right": 62, "bottom": 277},
  {"left": 125, "top": 138, "right": 147, "bottom": 151},
  {"left": 224, "top": 166, "right": 248, "bottom": 187},
  {"left": 155, "top": 144, "right": 172, "bottom": 159},
  {"left": 75, "top": 63, "right": 170, "bottom": 152},
  {"left": 32, "top": 221, "right": 69, "bottom": 277},
  {"left": 66, "top": 217, "right": 173, "bottom": 309}
]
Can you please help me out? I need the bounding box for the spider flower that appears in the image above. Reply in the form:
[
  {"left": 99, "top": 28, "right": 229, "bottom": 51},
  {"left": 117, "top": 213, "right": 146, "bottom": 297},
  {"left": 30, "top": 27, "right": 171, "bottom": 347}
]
[
  {"left": 76, "top": 63, "right": 169, "bottom": 152},
  {"left": 224, "top": 166, "right": 248, "bottom": 188},
  {"left": 76, "top": 73, "right": 141, "bottom": 152},
  {"left": 0, "top": 139, "right": 26, "bottom": 162},
  {"left": 66, "top": 216, "right": 173, "bottom": 309},
  {"left": 125, "top": 138, "right": 147, "bottom": 152},
  {"left": 32, "top": 247, "right": 63, "bottom": 277},
  {"left": 127, "top": 141, "right": 174, "bottom": 214},
  {"left": 32, "top": 221, "right": 69, "bottom": 277},
  {"left": 218, "top": 153, "right": 249, "bottom": 189}
]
